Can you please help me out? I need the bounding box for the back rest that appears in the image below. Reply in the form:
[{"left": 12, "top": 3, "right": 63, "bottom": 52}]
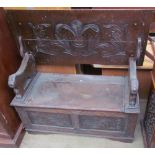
[{"left": 6, "top": 9, "right": 153, "bottom": 65}]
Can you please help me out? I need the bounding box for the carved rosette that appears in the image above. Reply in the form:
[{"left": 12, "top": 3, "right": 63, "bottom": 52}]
[{"left": 27, "top": 20, "right": 127, "bottom": 58}]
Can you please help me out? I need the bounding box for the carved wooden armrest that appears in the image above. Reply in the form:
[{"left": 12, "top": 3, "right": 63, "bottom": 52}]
[
  {"left": 129, "top": 57, "right": 138, "bottom": 94},
  {"left": 8, "top": 53, "right": 36, "bottom": 99},
  {"left": 128, "top": 57, "right": 139, "bottom": 106}
]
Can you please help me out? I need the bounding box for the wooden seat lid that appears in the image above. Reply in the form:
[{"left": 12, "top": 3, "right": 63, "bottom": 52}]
[{"left": 11, "top": 73, "right": 129, "bottom": 112}]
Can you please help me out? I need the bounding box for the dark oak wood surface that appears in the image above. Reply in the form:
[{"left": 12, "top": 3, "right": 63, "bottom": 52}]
[
  {"left": 6, "top": 10, "right": 153, "bottom": 65},
  {"left": 0, "top": 8, "right": 24, "bottom": 147},
  {"left": 102, "top": 69, "right": 152, "bottom": 99},
  {"left": 7, "top": 9, "right": 152, "bottom": 143},
  {"left": 11, "top": 73, "right": 129, "bottom": 112}
]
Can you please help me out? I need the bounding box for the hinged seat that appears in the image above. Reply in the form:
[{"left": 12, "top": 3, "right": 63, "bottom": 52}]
[
  {"left": 11, "top": 72, "right": 130, "bottom": 112},
  {"left": 7, "top": 9, "right": 153, "bottom": 142}
]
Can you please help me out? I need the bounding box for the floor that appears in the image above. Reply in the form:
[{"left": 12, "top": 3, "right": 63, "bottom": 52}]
[{"left": 20, "top": 122, "right": 144, "bottom": 148}]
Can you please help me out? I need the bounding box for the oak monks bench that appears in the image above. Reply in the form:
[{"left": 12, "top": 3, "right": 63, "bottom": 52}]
[{"left": 7, "top": 9, "right": 153, "bottom": 142}]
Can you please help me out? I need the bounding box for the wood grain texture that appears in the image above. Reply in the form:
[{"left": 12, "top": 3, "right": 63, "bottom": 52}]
[
  {"left": 11, "top": 73, "right": 129, "bottom": 112},
  {"left": 15, "top": 107, "right": 137, "bottom": 142},
  {"left": 7, "top": 9, "right": 145, "bottom": 143},
  {"left": 8, "top": 53, "right": 36, "bottom": 98},
  {"left": 37, "top": 65, "right": 76, "bottom": 74},
  {"left": 0, "top": 8, "right": 24, "bottom": 147},
  {"left": 102, "top": 69, "right": 152, "bottom": 99},
  {"left": 6, "top": 10, "right": 153, "bottom": 65}
]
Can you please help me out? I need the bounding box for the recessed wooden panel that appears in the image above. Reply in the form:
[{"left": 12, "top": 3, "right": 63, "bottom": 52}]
[
  {"left": 27, "top": 111, "right": 72, "bottom": 127},
  {"left": 79, "top": 115, "right": 126, "bottom": 131},
  {"left": 15, "top": 107, "right": 137, "bottom": 142}
]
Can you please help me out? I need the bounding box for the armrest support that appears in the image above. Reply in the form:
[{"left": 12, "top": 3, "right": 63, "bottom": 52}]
[
  {"left": 128, "top": 57, "right": 139, "bottom": 106},
  {"left": 8, "top": 53, "right": 36, "bottom": 99},
  {"left": 129, "top": 57, "right": 138, "bottom": 94}
]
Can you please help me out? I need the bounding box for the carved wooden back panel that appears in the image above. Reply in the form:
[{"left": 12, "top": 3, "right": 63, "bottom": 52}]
[{"left": 6, "top": 10, "right": 153, "bottom": 65}]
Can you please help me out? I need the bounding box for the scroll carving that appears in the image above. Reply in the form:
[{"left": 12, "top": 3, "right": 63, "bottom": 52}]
[
  {"left": 8, "top": 53, "right": 36, "bottom": 98},
  {"left": 27, "top": 20, "right": 128, "bottom": 58}
]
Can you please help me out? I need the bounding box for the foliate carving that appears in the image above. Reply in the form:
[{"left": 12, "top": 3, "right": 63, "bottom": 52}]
[
  {"left": 28, "top": 23, "right": 51, "bottom": 39},
  {"left": 55, "top": 20, "right": 100, "bottom": 48},
  {"left": 144, "top": 91, "right": 155, "bottom": 144},
  {"left": 101, "top": 24, "right": 127, "bottom": 57},
  {"left": 27, "top": 20, "right": 128, "bottom": 57},
  {"left": 79, "top": 115, "right": 125, "bottom": 131}
]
